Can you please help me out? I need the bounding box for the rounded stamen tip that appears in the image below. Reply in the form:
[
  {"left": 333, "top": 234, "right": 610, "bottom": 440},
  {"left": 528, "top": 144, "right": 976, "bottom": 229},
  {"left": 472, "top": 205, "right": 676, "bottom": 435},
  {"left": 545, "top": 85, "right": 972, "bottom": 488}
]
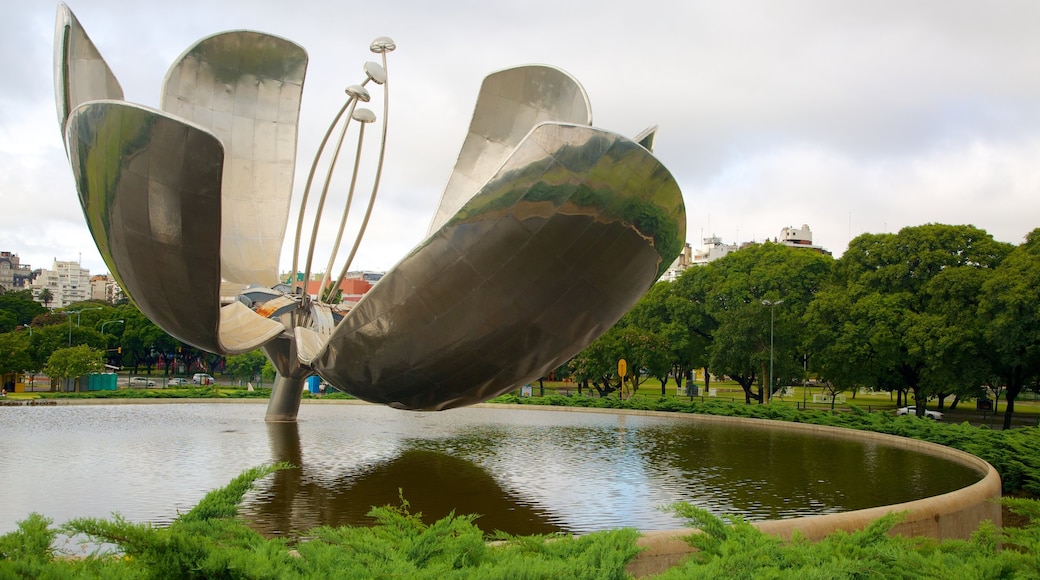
[
  {"left": 363, "top": 61, "right": 387, "bottom": 85},
  {"left": 370, "top": 36, "right": 396, "bottom": 54},
  {"left": 345, "top": 84, "right": 371, "bottom": 102},
  {"left": 352, "top": 108, "right": 377, "bottom": 123}
]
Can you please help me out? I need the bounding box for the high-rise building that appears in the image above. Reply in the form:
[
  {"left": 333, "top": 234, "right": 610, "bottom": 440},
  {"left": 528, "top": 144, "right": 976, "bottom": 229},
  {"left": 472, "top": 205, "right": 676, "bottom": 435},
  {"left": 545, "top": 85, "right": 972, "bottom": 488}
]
[{"left": 30, "top": 259, "right": 91, "bottom": 309}]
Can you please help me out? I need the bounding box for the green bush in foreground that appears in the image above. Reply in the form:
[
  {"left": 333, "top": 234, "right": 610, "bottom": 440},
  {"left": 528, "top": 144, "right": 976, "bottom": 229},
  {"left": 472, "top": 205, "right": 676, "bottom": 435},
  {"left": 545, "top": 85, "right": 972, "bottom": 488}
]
[
  {"left": 653, "top": 501, "right": 1040, "bottom": 579},
  {"left": 0, "top": 464, "right": 638, "bottom": 579},
  {"left": 4, "top": 464, "right": 1040, "bottom": 578}
]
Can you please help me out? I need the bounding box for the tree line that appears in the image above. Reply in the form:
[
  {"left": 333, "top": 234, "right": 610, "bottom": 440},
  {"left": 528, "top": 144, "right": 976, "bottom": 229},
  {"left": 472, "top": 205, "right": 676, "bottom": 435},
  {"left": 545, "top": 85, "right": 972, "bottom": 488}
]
[
  {"left": 563, "top": 223, "right": 1040, "bottom": 430},
  {"left": 1, "top": 222, "right": 1036, "bottom": 426},
  {"left": 0, "top": 293, "right": 266, "bottom": 388}
]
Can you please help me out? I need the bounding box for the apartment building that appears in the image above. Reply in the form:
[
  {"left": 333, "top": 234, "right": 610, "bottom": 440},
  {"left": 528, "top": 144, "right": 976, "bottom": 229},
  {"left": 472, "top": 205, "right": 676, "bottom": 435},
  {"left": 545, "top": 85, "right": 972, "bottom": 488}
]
[
  {"left": 30, "top": 259, "right": 91, "bottom": 309},
  {"left": 0, "top": 251, "right": 35, "bottom": 290}
]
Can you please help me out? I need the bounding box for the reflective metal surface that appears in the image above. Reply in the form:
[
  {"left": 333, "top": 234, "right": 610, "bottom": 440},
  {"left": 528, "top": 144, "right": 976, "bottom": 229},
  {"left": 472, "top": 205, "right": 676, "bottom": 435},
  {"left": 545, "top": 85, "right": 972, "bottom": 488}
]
[
  {"left": 53, "top": 4, "right": 122, "bottom": 133},
  {"left": 162, "top": 31, "right": 308, "bottom": 287},
  {"left": 315, "top": 123, "right": 684, "bottom": 410},
  {"left": 428, "top": 65, "right": 592, "bottom": 234},
  {"left": 54, "top": 4, "right": 686, "bottom": 417}
]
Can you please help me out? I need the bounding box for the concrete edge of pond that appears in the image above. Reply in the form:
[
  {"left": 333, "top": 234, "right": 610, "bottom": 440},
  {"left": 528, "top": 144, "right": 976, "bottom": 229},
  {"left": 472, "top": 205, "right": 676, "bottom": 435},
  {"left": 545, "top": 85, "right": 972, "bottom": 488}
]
[
  {"left": 31, "top": 398, "right": 1001, "bottom": 578},
  {"left": 495, "top": 406, "right": 1001, "bottom": 578}
]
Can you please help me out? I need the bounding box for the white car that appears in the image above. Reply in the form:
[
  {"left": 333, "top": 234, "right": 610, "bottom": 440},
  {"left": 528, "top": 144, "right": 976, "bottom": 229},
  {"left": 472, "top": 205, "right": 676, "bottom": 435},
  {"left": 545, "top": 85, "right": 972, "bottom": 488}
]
[
  {"left": 192, "top": 373, "right": 215, "bottom": 385},
  {"left": 129, "top": 377, "right": 156, "bottom": 387},
  {"left": 896, "top": 406, "right": 943, "bottom": 420},
  {"left": 167, "top": 378, "right": 190, "bottom": 386}
]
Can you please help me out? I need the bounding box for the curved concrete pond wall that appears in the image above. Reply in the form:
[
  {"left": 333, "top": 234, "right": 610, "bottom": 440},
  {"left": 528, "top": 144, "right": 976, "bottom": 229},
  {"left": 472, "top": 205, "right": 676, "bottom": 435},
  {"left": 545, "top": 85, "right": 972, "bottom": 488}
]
[{"left": 599, "top": 411, "right": 1003, "bottom": 578}]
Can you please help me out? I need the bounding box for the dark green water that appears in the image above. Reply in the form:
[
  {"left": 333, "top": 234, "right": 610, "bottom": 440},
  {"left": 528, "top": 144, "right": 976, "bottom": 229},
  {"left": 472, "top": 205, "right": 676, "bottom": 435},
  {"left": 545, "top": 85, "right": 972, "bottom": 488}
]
[{"left": 0, "top": 403, "right": 981, "bottom": 537}]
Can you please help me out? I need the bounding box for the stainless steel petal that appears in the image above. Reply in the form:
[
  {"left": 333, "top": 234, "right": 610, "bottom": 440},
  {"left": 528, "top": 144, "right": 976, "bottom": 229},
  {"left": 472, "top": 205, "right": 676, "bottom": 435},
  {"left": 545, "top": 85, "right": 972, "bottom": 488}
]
[
  {"left": 314, "top": 122, "right": 685, "bottom": 410},
  {"left": 427, "top": 65, "right": 592, "bottom": 234},
  {"left": 64, "top": 100, "right": 282, "bottom": 355},
  {"left": 54, "top": 3, "right": 123, "bottom": 136},
  {"left": 162, "top": 31, "right": 308, "bottom": 287}
]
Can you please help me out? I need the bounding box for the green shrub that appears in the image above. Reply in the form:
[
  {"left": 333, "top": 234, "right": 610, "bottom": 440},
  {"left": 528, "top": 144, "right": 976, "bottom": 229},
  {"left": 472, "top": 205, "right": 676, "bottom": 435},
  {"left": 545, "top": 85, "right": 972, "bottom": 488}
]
[
  {"left": 0, "top": 465, "right": 639, "bottom": 579},
  {"left": 655, "top": 500, "right": 1037, "bottom": 579}
]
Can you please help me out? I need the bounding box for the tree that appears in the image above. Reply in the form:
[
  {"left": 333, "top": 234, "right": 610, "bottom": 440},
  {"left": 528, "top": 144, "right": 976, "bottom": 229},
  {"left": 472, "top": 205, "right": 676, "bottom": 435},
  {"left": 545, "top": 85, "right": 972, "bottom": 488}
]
[
  {"left": 612, "top": 326, "right": 670, "bottom": 397},
  {"left": 28, "top": 322, "right": 106, "bottom": 371},
  {"left": 627, "top": 276, "right": 716, "bottom": 396},
  {"left": 806, "top": 224, "right": 1012, "bottom": 417},
  {"left": 702, "top": 242, "right": 833, "bottom": 403},
  {"left": 37, "top": 288, "right": 53, "bottom": 308},
  {"left": 0, "top": 289, "right": 46, "bottom": 332},
  {"left": 670, "top": 266, "right": 722, "bottom": 395},
  {"left": 44, "top": 345, "right": 104, "bottom": 390},
  {"left": 567, "top": 333, "right": 621, "bottom": 398},
  {"left": 979, "top": 228, "right": 1040, "bottom": 429},
  {"left": 0, "top": 331, "right": 34, "bottom": 375},
  {"left": 224, "top": 350, "right": 267, "bottom": 383}
]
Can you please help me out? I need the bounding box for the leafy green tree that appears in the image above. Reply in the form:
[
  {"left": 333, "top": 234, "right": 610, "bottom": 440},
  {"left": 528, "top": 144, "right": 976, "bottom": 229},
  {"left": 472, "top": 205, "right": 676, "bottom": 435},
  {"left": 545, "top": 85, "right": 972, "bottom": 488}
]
[
  {"left": 224, "top": 350, "right": 267, "bottom": 383},
  {"left": 0, "top": 331, "right": 33, "bottom": 375},
  {"left": 979, "top": 228, "right": 1040, "bottom": 429},
  {"left": 36, "top": 288, "right": 53, "bottom": 308},
  {"left": 0, "top": 289, "right": 46, "bottom": 332},
  {"left": 627, "top": 277, "right": 715, "bottom": 396},
  {"left": 806, "top": 224, "right": 1012, "bottom": 417},
  {"left": 27, "top": 320, "right": 106, "bottom": 370},
  {"left": 44, "top": 345, "right": 104, "bottom": 390},
  {"left": 567, "top": 333, "right": 620, "bottom": 397},
  {"left": 114, "top": 302, "right": 179, "bottom": 375},
  {"left": 613, "top": 325, "right": 670, "bottom": 396},
  {"left": 670, "top": 266, "right": 720, "bottom": 394},
  {"left": 703, "top": 242, "right": 832, "bottom": 403}
]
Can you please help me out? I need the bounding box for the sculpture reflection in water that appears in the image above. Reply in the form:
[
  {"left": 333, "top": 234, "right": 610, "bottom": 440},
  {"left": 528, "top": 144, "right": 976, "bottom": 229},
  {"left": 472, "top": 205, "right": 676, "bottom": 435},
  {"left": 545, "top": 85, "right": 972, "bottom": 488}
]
[
  {"left": 53, "top": 3, "right": 687, "bottom": 421},
  {"left": 256, "top": 422, "right": 562, "bottom": 536}
]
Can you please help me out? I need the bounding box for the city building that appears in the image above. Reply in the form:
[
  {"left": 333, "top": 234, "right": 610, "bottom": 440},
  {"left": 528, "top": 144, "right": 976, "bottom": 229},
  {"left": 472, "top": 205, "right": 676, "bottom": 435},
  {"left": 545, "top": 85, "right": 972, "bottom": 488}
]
[
  {"left": 0, "top": 251, "right": 35, "bottom": 290},
  {"left": 660, "top": 243, "right": 692, "bottom": 281},
  {"left": 661, "top": 225, "right": 830, "bottom": 282},
  {"left": 691, "top": 235, "right": 739, "bottom": 265},
  {"left": 777, "top": 224, "right": 832, "bottom": 255},
  {"left": 30, "top": 259, "right": 91, "bottom": 309},
  {"left": 90, "top": 274, "right": 125, "bottom": 303},
  {"left": 286, "top": 270, "right": 386, "bottom": 309}
]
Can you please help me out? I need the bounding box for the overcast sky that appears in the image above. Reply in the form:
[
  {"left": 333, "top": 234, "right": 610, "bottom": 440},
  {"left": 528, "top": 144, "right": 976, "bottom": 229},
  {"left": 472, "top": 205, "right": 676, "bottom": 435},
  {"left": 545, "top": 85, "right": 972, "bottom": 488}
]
[{"left": 3, "top": 1, "right": 1039, "bottom": 278}]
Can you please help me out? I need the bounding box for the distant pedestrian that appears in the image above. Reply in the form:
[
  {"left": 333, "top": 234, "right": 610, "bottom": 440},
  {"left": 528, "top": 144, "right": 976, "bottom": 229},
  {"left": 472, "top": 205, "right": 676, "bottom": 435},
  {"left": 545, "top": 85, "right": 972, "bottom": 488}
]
[{"left": 1, "top": 388, "right": 6, "bottom": 397}]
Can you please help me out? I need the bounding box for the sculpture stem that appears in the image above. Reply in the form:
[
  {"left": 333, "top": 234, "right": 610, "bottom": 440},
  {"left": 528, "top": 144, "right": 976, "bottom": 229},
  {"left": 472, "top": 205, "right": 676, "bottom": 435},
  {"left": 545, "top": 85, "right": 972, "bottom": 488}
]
[
  {"left": 289, "top": 97, "right": 352, "bottom": 295},
  {"left": 319, "top": 122, "right": 367, "bottom": 303},
  {"left": 265, "top": 374, "right": 307, "bottom": 422},
  {"left": 334, "top": 52, "right": 390, "bottom": 289},
  {"left": 301, "top": 98, "right": 360, "bottom": 299}
]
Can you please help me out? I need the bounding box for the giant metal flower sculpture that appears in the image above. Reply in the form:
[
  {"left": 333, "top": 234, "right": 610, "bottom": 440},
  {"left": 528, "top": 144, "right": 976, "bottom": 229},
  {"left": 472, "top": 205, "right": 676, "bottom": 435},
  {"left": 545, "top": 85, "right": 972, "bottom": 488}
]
[{"left": 54, "top": 4, "right": 686, "bottom": 420}]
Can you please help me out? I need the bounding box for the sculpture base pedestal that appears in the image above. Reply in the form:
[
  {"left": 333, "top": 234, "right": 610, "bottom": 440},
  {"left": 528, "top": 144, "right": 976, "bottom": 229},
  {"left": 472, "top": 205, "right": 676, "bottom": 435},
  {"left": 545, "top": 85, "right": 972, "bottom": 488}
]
[{"left": 265, "top": 375, "right": 306, "bottom": 422}]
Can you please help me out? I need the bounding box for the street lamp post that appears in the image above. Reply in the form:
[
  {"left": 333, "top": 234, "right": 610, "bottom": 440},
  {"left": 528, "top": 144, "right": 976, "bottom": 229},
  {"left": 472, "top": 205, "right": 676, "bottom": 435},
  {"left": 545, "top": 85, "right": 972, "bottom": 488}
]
[
  {"left": 17, "top": 324, "right": 32, "bottom": 336},
  {"left": 99, "top": 319, "right": 125, "bottom": 334},
  {"left": 67, "top": 307, "right": 104, "bottom": 346},
  {"left": 761, "top": 299, "right": 783, "bottom": 404}
]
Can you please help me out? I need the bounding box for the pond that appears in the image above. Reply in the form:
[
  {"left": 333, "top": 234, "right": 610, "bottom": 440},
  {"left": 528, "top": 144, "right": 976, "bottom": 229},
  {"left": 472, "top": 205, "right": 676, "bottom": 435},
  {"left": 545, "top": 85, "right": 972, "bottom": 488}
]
[{"left": 0, "top": 402, "right": 981, "bottom": 537}]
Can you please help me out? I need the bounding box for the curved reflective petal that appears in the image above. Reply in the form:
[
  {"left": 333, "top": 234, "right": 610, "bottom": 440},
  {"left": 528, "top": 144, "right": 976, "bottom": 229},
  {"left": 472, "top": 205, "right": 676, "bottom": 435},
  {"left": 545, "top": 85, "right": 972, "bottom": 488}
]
[
  {"left": 64, "top": 100, "right": 282, "bottom": 355},
  {"left": 313, "top": 122, "right": 685, "bottom": 410},
  {"left": 54, "top": 3, "right": 123, "bottom": 136},
  {"left": 162, "top": 31, "right": 309, "bottom": 287},
  {"left": 427, "top": 65, "right": 592, "bottom": 234}
]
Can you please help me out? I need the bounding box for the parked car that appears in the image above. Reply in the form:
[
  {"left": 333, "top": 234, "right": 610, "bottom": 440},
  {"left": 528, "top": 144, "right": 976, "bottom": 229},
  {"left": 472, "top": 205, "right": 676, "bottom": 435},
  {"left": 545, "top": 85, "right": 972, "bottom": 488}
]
[
  {"left": 129, "top": 377, "right": 156, "bottom": 387},
  {"left": 896, "top": 406, "right": 943, "bottom": 420},
  {"left": 167, "top": 378, "right": 189, "bottom": 386},
  {"left": 192, "top": 373, "right": 215, "bottom": 385}
]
